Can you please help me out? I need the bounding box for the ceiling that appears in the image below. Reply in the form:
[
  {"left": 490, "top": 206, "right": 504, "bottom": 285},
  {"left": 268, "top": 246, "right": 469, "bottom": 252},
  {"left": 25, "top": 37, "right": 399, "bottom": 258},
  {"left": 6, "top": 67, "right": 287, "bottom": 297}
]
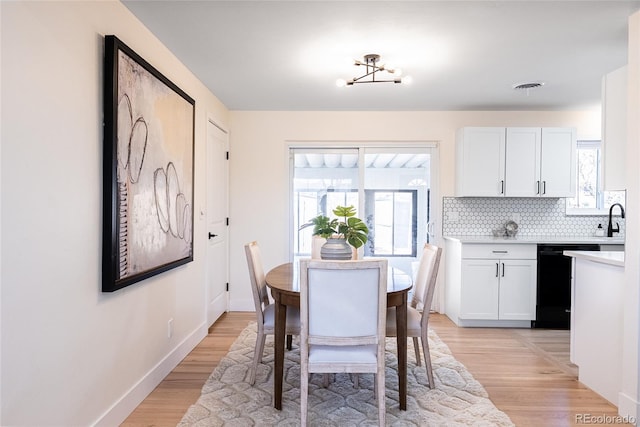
[{"left": 122, "top": 0, "right": 640, "bottom": 111}]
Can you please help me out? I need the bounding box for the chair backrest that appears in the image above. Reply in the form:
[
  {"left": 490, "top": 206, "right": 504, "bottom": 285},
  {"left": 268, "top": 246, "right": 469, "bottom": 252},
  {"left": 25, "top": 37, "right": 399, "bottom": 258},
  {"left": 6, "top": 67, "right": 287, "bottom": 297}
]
[
  {"left": 244, "top": 241, "right": 270, "bottom": 322},
  {"left": 410, "top": 244, "right": 443, "bottom": 315},
  {"left": 300, "top": 259, "right": 388, "bottom": 348}
]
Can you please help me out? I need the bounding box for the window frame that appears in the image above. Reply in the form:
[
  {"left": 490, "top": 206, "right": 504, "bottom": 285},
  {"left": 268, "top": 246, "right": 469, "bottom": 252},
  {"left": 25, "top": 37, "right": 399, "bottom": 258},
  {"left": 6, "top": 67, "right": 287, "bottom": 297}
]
[{"left": 566, "top": 140, "right": 625, "bottom": 216}]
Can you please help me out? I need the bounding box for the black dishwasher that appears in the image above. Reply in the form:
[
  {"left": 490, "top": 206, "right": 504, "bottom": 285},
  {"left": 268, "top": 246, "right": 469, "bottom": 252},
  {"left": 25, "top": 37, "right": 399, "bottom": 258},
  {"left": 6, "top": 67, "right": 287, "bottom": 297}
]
[{"left": 533, "top": 244, "right": 600, "bottom": 329}]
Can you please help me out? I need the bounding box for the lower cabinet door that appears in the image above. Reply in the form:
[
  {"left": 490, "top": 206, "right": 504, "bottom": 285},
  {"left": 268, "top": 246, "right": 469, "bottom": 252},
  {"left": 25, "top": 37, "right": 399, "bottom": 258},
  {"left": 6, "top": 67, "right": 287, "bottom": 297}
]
[
  {"left": 460, "top": 259, "right": 500, "bottom": 319},
  {"left": 498, "top": 259, "right": 537, "bottom": 320}
]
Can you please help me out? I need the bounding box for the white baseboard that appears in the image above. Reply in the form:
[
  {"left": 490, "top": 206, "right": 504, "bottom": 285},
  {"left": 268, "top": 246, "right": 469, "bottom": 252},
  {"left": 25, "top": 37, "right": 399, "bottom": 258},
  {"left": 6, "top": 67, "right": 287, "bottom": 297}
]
[
  {"left": 618, "top": 391, "right": 639, "bottom": 424},
  {"left": 91, "top": 322, "right": 208, "bottom": 427},
  {"left": 454, "top": 318, "right": 532, "bottom": 328},
  {"left": 229, "top": 297, "right": 254, "bottom": 311}
]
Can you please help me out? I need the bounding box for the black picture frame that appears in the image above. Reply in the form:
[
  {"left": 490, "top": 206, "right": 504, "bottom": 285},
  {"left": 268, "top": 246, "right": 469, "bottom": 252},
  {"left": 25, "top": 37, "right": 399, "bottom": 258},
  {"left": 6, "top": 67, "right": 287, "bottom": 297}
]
[{"left": 103, "top": 35, "right": 195, "bottom": 292}]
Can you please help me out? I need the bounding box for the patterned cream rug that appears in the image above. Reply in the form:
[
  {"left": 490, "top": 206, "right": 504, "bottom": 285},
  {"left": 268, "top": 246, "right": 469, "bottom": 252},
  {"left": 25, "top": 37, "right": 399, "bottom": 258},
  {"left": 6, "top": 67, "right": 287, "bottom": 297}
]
[{"left": 178, "top": 323, "right": 514, "bottom": 426}]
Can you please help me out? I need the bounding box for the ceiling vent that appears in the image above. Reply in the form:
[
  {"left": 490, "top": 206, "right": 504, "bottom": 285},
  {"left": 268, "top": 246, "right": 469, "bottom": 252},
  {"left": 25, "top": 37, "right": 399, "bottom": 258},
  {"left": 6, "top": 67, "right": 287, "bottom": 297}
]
[{"left": 513, "top": 81, "right": 545, "bottom": 95}]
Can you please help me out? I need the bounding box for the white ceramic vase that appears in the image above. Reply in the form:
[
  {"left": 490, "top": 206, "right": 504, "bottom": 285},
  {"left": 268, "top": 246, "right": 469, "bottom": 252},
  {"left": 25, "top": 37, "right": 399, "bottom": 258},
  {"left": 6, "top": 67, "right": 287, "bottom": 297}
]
[{"left": 320, "top": 237, "right": 352, "bottom": 260}]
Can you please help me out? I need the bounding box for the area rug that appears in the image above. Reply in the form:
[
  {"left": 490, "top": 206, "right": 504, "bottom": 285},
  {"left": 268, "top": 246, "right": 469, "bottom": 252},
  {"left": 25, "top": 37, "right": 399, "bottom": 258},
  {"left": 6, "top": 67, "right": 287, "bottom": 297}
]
[{"left": 178, "top": 323, "right": 514, "bottom": 426}]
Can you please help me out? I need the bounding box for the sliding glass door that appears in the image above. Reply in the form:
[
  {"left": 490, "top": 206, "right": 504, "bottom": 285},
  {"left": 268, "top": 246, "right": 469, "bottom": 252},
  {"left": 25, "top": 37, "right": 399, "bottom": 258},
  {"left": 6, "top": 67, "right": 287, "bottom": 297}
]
[
  {"left": 290, "top": 145, "right": 437, "bottom": 277},
  {"left": 292, "top": 148, "right": 360, "bottom": 256}
]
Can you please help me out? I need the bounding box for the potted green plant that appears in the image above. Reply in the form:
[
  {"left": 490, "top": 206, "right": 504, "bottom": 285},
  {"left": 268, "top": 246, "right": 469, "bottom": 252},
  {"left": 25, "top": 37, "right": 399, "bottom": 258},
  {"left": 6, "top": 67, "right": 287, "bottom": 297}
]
[{"left": 301, "top": 205, "right": 369, "bottom": 260}]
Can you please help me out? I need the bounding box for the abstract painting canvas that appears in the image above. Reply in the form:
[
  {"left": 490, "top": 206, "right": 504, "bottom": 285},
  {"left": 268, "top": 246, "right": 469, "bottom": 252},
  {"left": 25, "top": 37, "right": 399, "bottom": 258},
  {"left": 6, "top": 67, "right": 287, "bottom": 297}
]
[{"left": 103, "top": 35, "right": 195, "bottom": 292}]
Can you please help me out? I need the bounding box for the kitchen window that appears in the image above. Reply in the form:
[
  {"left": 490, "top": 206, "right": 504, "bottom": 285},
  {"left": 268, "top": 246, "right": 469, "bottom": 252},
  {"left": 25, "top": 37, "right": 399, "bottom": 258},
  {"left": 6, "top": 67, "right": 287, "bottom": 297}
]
[{"left": 566, "top": 140, "right": 625, "bottom": 214}]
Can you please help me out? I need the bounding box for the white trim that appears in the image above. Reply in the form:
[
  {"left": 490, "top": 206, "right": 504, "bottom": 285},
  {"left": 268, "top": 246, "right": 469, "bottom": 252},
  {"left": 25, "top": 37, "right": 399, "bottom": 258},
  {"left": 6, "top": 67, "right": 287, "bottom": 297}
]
[
  {"left": 286, "top": 140, "right": 438, "bottom": 149},
  {"left": 92, "top": 323, "right": 208, "bottom": 427},
  {"left": 287, "top": 148, "right": 295, "bottom": 260},
  {"left": 427, "top": 147, "right": 444, "bottom": 313},
  {"left": 229, "top": 298, "right": 255, "bottom": 312},
  {"left": 205, "top": 115, "right": 231, "bottom": 325},
  {"left": 454, "top": 319, "right": 532, "bottom": 328},
  {"left": 566, "top": 202, "right": 627, "bottom": 216},
  {"left": 207, "top": 117, "right": 228, "bottom": 134},
  {"left": 618, "top": 388, "right": 640, "bottom": 420}
]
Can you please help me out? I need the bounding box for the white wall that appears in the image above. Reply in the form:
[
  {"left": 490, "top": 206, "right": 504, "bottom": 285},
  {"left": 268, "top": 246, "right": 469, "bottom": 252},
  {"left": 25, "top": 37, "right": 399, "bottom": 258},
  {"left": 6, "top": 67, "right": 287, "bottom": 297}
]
[
  {"left": 0, "top": 2, "right": 228, "bottom": 425},
  {"left": 619, "top": 9, "right": 640, "bottom": 419},
  {"left": 228, "top": 111, "right": 600, "bottom": 311}
]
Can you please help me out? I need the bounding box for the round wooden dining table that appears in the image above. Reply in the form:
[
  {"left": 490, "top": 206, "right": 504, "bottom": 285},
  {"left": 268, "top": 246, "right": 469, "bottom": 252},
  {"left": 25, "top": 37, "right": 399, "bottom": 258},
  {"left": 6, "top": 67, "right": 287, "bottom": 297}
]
[{"left": 265, "top": 261, "right": 413, "bottom": 411}]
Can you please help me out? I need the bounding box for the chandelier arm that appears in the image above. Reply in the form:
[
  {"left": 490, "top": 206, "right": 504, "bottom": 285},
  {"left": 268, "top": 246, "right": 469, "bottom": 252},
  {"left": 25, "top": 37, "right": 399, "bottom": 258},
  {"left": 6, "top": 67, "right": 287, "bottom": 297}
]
[
  {"left": 351, "top": 70, "right": 378, "bottom": 82},
  {"left": 350, "top": 79, "right": 400, "bottom": 84}
]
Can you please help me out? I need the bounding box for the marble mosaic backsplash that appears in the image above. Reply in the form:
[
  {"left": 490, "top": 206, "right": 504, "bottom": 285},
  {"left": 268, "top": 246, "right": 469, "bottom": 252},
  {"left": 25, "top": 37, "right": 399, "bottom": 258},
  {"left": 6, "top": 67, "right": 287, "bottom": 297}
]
[{"left": 442, "top": 197, "right": 625, "bottom": 238}]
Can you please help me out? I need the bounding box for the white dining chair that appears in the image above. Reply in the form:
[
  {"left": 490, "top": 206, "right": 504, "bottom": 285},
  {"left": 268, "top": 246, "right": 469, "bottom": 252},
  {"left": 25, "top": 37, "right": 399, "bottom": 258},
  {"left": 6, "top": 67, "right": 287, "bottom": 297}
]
[
  {"left": 299, "top": 259, "right": 387, "bottom": 427},
  {"left": 386, "top": 243, "right": 442, "bottom": 389},
  {"left": 244, "top": 241, "right": 300, "bottom": 385}
]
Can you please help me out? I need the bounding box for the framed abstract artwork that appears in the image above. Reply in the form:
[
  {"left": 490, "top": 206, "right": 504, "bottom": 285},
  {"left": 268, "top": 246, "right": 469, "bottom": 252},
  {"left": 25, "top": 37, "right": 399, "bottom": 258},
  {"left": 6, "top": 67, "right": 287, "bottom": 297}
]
[{"left": 102, "top": 35, "right": 195, "bottom": 292}]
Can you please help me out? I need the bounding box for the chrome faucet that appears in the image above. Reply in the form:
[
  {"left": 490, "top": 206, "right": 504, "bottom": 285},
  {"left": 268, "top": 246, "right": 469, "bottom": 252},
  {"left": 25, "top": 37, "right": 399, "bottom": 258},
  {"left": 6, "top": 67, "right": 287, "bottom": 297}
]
[{"left": 607, "top": 203, "right": 625, "bottom": 237}]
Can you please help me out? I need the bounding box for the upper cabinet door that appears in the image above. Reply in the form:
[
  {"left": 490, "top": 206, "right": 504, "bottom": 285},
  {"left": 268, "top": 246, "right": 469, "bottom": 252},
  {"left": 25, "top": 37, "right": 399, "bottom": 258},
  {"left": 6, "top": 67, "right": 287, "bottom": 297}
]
[
  {"left": 456, "top": 127, "right": 506, "bottom": 197},
  {"left": 505, "top": 128, "right": 541, "bottom": 197},
  {"left": 602, "top": 66, "right": 627, "bottom": 191},
  {"left": 540, "top": 128, "right": 576, "bottom": 197}
]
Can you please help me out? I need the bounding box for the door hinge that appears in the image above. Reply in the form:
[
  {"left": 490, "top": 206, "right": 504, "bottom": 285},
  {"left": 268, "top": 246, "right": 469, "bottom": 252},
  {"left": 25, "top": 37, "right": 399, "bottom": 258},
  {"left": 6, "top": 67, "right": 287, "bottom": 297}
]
[
  {"left": 226, "top": 217, "right": 229, "bottom": 226},
  {"left": 226, "top": 151, "right": 229, "bottom": 160},
  {"left": 226, "top": 282, "right": 229, "bottom": 292}
]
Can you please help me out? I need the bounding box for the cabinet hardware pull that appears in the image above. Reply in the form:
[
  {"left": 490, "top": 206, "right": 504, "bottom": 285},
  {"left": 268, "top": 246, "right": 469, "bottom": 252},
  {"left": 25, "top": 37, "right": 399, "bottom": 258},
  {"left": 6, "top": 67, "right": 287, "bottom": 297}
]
[
  {"left": 542, "top": 181, "right": 546, "bottom": 194},
  {"left": 500, "top": 180, "right": 504, "bottom": 194},
  {"left": 208, "top": 232, "right": 218, "bottom": 239},
  {"left": 501, "top": 262, "right": 505, "bottom": 277},
  {"left": 496, "top": 263, "right": 499, "bottom": 277},
  {"left": 492, "top": 250, "right": 508, "bottom": 253},
  {"left": 536, "top": 180, "right": 540, "bottom": 194}
]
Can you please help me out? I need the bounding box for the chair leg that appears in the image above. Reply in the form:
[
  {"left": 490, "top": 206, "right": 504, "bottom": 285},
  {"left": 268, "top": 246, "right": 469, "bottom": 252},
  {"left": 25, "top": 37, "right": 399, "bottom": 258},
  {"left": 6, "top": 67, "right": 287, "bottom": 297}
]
[
  {"left": 249, "top": 332, "right": 266, "bottom": 385},
  {"left": 323, "top": 373, "right": 330, "bottom": 388},
  {"left": 376, "top": 372, "right": 385, "bottom": 426},
  {"left": 413, "top": 337, "right": 421, "bottom": 366},
  {"left": 373, "top": 374, "right": 377, "bottom": 399},
  {"left": 351, "top": 373, "right": 359, "bottom": 389},
  {"left": 301, "top": 365, "right": 309, "bottom": 427},
  {"left": 421, "top": 332, "right": 435, "bottom": 389},
  {"left": 286, "top": 334, "right": 293, "bottom": 350}
]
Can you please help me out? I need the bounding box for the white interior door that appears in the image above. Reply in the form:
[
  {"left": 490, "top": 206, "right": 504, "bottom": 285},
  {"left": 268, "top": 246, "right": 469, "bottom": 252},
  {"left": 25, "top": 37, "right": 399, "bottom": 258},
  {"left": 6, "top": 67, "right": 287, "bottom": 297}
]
[{"left": 206, "top": 120, "right": 229, "bottom": 327}]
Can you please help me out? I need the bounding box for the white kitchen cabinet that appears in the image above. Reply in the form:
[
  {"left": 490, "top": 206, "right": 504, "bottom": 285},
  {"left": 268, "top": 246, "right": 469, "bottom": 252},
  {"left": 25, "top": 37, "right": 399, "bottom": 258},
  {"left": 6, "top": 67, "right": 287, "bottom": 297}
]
[
  {"left": 445, "top": 239, "right": 537, "bottom": 327},
  {"left": 459, "top": 259, "right": 500, "bottom": 319},
  {"left": 456, "top": 126, "right": 576, "bottom": 198},
  {"left": 497, "top": 259, "right": 538, "bottom": 319},
  {"left": 540, "top": 128, "right": 577, "bottom": 197},
  {"left": 504, "top": 127, "right": 541, "bottom": 197},
  {"left": 602, "top": 65, "right": 627, "bottom": 191},
  {"left": 455, "top": 127, "right": 505, "bottom": 196}
]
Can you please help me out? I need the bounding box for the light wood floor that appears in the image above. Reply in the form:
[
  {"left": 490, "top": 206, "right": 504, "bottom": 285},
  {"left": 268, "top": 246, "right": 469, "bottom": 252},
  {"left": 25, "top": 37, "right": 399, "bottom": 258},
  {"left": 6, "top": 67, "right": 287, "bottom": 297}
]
[{"left": 122, "top": 312, "right": 624, "bottom": 426}]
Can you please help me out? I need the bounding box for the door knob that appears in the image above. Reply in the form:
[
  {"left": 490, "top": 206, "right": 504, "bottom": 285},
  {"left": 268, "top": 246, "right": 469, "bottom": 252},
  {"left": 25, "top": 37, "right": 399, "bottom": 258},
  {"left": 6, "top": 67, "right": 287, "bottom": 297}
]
[{"left": 208, "top": 232, "right": 218, "bottom": 239}]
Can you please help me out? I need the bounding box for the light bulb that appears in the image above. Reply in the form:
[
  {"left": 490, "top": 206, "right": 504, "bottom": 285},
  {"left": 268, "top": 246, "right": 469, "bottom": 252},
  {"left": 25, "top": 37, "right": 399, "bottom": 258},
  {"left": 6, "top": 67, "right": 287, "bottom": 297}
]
[
  {"left": 393, "top": 68, "right": 403, "bottom": 77},
  {"left": 336, "top": 78, "right": 347, "bottom": 88},
  {"left": 401, "top": 75, "right": 413, "bottom": 85}
]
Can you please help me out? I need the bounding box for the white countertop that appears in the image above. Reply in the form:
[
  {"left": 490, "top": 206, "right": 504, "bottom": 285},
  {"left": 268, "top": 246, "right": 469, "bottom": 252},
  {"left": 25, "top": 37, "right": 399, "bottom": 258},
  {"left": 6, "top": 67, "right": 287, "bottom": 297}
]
[
  {"left": 563, "top": 250, "right": 625, "bottom": 267},
  {"left": 443, "top": 235, "right": 625, "bottom": 245}
]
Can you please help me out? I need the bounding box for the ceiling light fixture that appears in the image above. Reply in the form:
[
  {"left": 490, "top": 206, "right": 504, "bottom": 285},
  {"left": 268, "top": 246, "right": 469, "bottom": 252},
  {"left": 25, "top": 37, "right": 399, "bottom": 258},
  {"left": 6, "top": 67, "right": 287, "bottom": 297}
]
[{"left": 336, "top": 54, "right": 407, "bottom": 87}]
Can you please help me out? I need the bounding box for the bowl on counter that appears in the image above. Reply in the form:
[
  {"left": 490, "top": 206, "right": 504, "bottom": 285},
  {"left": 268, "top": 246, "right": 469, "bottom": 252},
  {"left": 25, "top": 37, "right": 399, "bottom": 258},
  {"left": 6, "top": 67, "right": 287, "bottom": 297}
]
[{"left": 505, "top": 220, "right": 519, "bottom": 237}]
